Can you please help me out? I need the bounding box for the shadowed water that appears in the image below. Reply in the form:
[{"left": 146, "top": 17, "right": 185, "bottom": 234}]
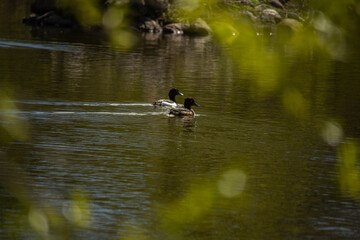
[{"left": 1, "top": 1, "right": 360, "bottom": 239}]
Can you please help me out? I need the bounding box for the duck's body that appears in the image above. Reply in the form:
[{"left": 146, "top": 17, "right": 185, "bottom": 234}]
[
  {"left": 169, "top": 107, "right": 196, "bottom": 116},
  {"left": 153, "top": 99, "right": 178, "bottom": 108},
  {"left": 153, "top": 88, "right": 183, "bottom": 108},
  {"left": 169, "top": 98, "right": 200, "bottom": 117}
]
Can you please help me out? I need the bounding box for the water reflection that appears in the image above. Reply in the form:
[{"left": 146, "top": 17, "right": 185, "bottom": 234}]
[{"left": 168, "top": 116, "right": 197, "bottom": 132}]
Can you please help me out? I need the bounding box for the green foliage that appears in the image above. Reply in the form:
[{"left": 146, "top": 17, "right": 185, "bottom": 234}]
[
  {"left": 338, "top": 141, "right": 360, "bottom": 201},
  {"left": 309, "top": 0, "right": 359, "bottom": 32},
  {"left": 158, "top": 169, "right": 247, "bottom": 239},
  {"left": 57, "top": 0, "right": 103, "bottom": 26},
  {"left": 0, "top": 90, "right": 29, "bottom": 143}
]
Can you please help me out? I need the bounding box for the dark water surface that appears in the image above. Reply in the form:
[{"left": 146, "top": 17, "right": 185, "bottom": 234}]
[{"left": 1, "top": 1, "right": 360, "bottom": 239}]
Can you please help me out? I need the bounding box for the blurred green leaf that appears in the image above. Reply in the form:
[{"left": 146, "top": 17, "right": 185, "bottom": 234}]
[
  {"left": 0, "top": 91, "right": 29, "bottom": 142},
  {"left": 58, "top": 0, "right": 102, "bottom": 26},
  {"left": 338, "top": 140, "right": 360, "bottom": 200}
]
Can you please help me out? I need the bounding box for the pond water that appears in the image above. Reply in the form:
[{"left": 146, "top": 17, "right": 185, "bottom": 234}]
[{"left": 1, "top": 1, "right": 360, "bottom": 239}]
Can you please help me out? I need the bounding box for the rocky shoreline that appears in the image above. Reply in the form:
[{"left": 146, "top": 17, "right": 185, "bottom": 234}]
[{"left": 23, "top": 0, "right": 306, "bottom": 36}]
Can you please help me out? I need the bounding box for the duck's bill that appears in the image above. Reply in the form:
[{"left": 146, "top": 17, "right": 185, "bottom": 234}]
[
  {"left": 194, "top": 102, "right": 200, "bottom": 107},
  {"left": 178, "top": 92, "right": 184, "bottom": 96}
]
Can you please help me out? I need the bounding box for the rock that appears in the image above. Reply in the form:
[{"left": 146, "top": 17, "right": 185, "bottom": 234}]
[
  {"left": 260, "top": 9, "right": 282, "bottom": 24},
  {"left": 136, "top": 17, "right": 162, "bottom": 32},
  {"left": 279, "top": 0, "right": 290, "bottom": 4},
  {"left": 23, "top": 11, "right": 77, "bottom": 27},
  {"left": 163, "top": 23, "right": 187, "bottom": 34},
  {"left": 163, "top": 19, "right": 211, "bottom": 36},
  {"left": 254, "top": 4, "right": 264, "bottom": 12},
  {"left": 184, "top": 18, "right": 212, "bottom": 36},
  {"left": 269, "top": 0, "right": 284, "bottom": 9},
  {"left": 40, "top": 11, "right": 75, "bottom": 27},
  {"left": 286, "top": 12, "right": 305, "bottom": 22},
  {"left": 163, "top": 18, "right": 212, "bottom": 36},
  {"left": 235, "top": 0, "right": 255, "bottom": 7},
  {"left": 278, "top": 18, "right": 302, "bottom": 32},
  {"left": 22, "top": 14, "right": 39, "bottom": 25},
  {"left": 277, "top": 18, "right": 302, "bottom": 39},
  {"left": 242, "top": 11, "right": 257, "bottom": 23}
]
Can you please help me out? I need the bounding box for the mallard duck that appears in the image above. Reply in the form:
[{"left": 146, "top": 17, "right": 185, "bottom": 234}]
[
  {"left": 169, "top": 98, "right": 200, "bottom": 117},
  {"left": 153, "top": 88, "right": 183, "bottom": 107}
]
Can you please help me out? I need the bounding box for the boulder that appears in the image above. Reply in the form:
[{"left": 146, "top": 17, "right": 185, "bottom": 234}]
[
  {"left": 40, "top": 11, "right": 75, "bottom": 27},
  {"left": 136, "top": 17, "right": 162, "bottom": 32},
  {"left": 278, "top": 18, "right": 302, "bottom": 32},
  {"left": 163, "top": 23, "right": 187, "bottom": 34},
  {"left": 277, "top": 18, "right": 302, "bottom": 39},
  {"left": 23, "top": 11, "right": 77, "bottom": 27},
  {"left": 260, "top": 9, "right": 282, "bottom": 24},
  {"left": 269, "top": 0, "right": 284, "bottom": 9},
  {"left": 286, "top": 12, "right": 305, "bottom": 22},
  {"left": 163, "top": 19, "right": 212, "bottom": 36},
  {"left": 184, "top": 18, "right": 212, "bottom": 36},
  {"left": 279, "top": 0, "right": 290, "bottom": 4},
  {"left": 22, "top": 14, "right": 39, "bottom": 25},
  {"left": 242, "top": 11, "right": 257, "bottom": 23}
]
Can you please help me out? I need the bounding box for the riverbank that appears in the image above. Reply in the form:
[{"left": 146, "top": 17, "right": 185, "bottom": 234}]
[{"left": 23, "top": 0, "right": 306, "bottom": 36}]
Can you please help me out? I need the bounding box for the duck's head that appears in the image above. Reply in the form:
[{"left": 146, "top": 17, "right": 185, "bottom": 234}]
[
  {"left": 169, "top": 88, "right": 184, "bottom": 102},
  {"left": 184, "top": 98, "right": 200, "bottom": 110}
]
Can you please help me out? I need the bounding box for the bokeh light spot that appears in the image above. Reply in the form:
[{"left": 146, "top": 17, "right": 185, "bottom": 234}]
[
  {"left": 28, "top": 208, "right": 49, "bottom": 235},
  {"left": 218, "top": 169, "right": 246, "bottom": 198},
  {"left": 103, "top": 7, "right": 124, "bottom": 29},
  {"left": 322, "top": 121, "right": 343, "bottom": 146},
  {"left": 62, "top": 190, "right": 91, "bottom": 227},
  {"left": 337, "top": 141, "right": 360, "bottom": 200}
]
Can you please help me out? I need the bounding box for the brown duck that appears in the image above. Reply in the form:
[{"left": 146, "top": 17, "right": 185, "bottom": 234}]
[{"left": 169, "top": 98, "right": 200, "bottom": 117}]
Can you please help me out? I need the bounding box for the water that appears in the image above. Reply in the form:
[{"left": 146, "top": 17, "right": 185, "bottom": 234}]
[{"left": 1, "top": 1, "right": 360, "bottom": 239}]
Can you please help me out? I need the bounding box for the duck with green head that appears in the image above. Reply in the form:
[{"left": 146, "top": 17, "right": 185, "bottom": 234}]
[
  {"left": 169, "top": 98, "right": 200, "bottom": 117},
  {"left": 153, "top": 88, "right": 183, "bottom": 108}
]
